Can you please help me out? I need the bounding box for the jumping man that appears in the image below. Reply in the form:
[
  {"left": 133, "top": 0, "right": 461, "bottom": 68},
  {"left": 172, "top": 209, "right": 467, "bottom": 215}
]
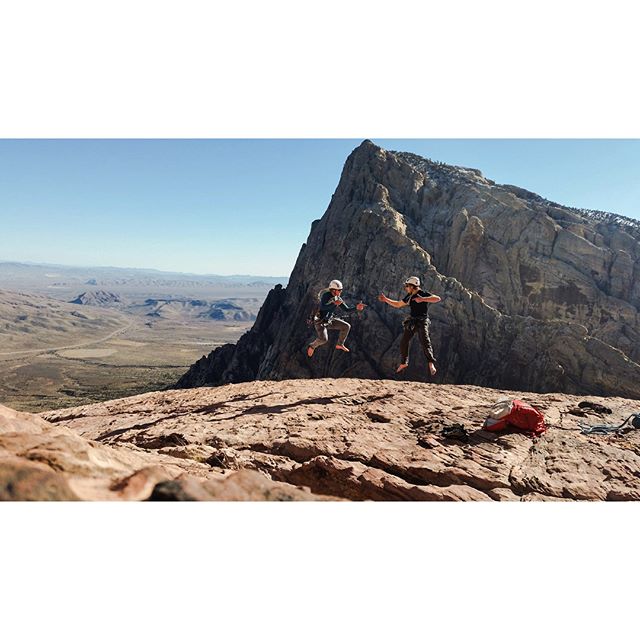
[
  {"left": 378, "top": 276, "right": 441, "bottom": 376},
  {"left": 307, "top": 279, "right": 365, "bottom": 357}
]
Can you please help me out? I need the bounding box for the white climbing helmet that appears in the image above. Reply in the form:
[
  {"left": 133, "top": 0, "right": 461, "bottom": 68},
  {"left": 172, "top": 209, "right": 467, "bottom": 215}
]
[
  {"left": 405, "top": 276, "right": 421, "bottom": 287},
  {"left": 328, "top": 279, "right": 343, "bottom": 290}
]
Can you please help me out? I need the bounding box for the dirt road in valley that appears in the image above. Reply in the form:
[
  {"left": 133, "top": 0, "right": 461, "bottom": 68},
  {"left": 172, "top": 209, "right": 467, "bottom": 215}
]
[{"left": 0, "top": 318, "right": 137, "bottom": 358}]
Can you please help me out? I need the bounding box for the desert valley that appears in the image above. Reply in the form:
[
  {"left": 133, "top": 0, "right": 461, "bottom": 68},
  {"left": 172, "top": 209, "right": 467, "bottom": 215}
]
[{"left": 0, "top": 262, "right": 283, "bottom": 411}]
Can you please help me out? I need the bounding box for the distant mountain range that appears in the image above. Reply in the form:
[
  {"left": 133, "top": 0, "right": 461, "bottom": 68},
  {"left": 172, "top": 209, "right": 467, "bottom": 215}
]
[
  {"left": 136, "top": 298, "right": 258, "bottom": 322},
  {"left": 0, "top": 261, "right": 288, "bottom": 313},
  {"left": 0, "top": 261, "right": 287, "bottom": 289},
  {"left": 67, "top": 289, "right": 259, "bottom": 322}
]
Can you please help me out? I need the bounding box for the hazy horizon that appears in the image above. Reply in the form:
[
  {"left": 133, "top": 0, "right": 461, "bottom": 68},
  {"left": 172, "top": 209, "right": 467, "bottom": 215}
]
[
  {"left": 0, "top": 258, "right": 288, "bottom": 279},
  {"left": 2, "top": 139, "right": 639, "bottom": 275}
]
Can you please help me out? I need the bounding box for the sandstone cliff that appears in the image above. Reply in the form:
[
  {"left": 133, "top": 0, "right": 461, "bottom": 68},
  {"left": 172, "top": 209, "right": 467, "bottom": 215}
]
[{"left": 177, "top": 140, "right": 640, "bottom": 398}]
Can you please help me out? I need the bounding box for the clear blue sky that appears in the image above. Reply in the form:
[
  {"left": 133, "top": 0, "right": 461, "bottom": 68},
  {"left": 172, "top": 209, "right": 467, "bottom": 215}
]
[{"left": 1, "top": 139, "right": 639, "bottom": 276}]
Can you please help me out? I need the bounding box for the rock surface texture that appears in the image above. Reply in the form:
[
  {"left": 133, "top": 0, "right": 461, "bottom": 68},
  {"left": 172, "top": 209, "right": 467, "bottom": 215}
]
[
  {"left": 22, "top": 378, "right": 640, "bottom": 501},
  {"left": 177, "top": 140, "right": 640, "bottom": 398},
  {"left": 0, "top": 399, "right": 324, "bottom": 501}
]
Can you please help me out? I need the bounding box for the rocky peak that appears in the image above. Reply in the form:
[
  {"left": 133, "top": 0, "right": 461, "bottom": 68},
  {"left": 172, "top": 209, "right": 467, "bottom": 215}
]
[
  {"left": 394, "top": 150, "right": 491, "bottom": 186},
  {"left": 177, "top": 141, "right": 640, "bottom": 399}
]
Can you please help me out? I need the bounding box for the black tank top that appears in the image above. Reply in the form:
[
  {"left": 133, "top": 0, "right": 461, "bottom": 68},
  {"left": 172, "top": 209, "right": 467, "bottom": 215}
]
[{"left": 403, "top": 289, "right": 432, "bottom": 318}]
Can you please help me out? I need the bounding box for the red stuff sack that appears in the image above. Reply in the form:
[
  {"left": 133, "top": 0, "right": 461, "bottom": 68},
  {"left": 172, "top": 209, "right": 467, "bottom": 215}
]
[{"left": 483, "top": 399, "right": 547, "bottom": 437}]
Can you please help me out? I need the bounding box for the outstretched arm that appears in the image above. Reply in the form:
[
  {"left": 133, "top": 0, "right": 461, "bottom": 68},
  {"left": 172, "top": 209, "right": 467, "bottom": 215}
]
[
  {"left": 378, "top": 293, "right": 408, "bottom": 309},
  {"left": 414, "top": 294, "right": 441, "bottom": 303},
  {"left": 342, "top": 297, "right": 367, "bottom": 312}
]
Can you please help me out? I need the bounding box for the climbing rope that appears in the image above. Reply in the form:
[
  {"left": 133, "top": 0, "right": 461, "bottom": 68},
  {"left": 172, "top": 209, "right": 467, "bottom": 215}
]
[{"left": 580, "top": 413, "right": 640, "bottom": 435}]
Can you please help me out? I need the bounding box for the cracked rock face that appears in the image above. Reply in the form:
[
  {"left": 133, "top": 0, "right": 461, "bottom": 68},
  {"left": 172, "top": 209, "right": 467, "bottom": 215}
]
[
  {"left": 177, "top": 140, "right": 640, "bottom": 398},
  {"left": 29, "top": 378, "right": 640, "bottom": 501},
  {"left": 0, "top": 401, "right": 323, "bottom": 501}
]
